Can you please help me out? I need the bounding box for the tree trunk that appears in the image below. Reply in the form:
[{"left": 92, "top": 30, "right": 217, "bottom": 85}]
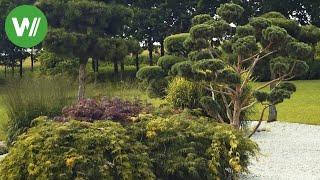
[
  {"left": 160, "top": 39, "right": 165, "bottom": 56},
  {"left": 30, "top": 47, "right": 34, "bottom": 72},
  {"left": 95, "top": 59, "right": 99, "bottom": 73},
  {"left": 268, "top": 104, "right": 277, "bottom": 122},
  {"left": 148, "top": 37, "right": 153, "bottom": 65},
  {"left": 93, "top": 58, "right": 98, "bottom": 85},
  {"left": 19, "top": 59, "right": 23, "bottom": 78},
  {"left": 148, "top": 48, "right": 153, "bottom": 65},
  {"left": 114, "top": 61, "right": 119, "bottom": 74},
  {"left": 4, "top": 65, "right": 7, "bottom": 78},
  {"left": 268, "top": 74, "right": 278, "bottom": 122},
  {"left": 120, "top": 61, "right": 125, "bottom": 81},
  {"left": 232, "top": 99, "right": 241, "bottom": 129},
  {"left": 11, "top": 61, "right": 14, "bottom": 77},
  {"left": 78, "top": 59, "right": 88, "bottom": 101},
  {"left": 135, "top": 54, "right": 139, "bottom": 72}
]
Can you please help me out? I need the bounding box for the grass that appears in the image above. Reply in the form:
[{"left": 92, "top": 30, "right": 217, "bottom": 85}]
[
  {"left": 251, "top": 80, "right": 320, "bottom": 125},
  {"left": 0, "top": 59, "right": 319, "bottom": 141},
  {"left": 0, "top": 96, "right": 7, "bottom": 141}
]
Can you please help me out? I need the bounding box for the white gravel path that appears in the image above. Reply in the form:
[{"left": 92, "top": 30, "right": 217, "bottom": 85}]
[{"left": 241, "top": 121, "right": 320, "bottom": 180}]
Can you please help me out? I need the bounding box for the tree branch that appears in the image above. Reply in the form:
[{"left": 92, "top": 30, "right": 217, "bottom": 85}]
[
  {"left": 241, "top": 101, "right": 258, "bottom": 111},
  {"left": 248, "top": 105, "right": 270, "bottom": 138},
  {"left": 241, "top": 43, "right": 273, "bottom": 63},
  {"left": 221, "top": 92, "right": 233, "bottom": 122},
  {"left": 240, "top": 50, "right": 277, "bottom": 92}
]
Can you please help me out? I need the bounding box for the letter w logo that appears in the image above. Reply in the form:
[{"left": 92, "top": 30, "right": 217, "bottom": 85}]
[{"left": 12, "top": 17, "right": 41, "bottom": 37}]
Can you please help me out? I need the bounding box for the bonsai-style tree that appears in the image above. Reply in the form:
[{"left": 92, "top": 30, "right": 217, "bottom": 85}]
[
  {"left": 36, "top": 0, "right": 132, "bottom": 100},
  {"left": 150, "top": 3, "right": 311, "bottom": 130},
  {"left": 257, "top": 11, "right": 318, "bottom": 122}
]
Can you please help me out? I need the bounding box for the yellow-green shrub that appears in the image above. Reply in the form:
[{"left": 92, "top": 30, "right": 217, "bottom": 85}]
[
  {"left": 0, "top": 117, "right": 155, "bottom": 180},
  {"left": 166, "top": 77, "right": 205, "bottom": 109},
  {"left": 0, "top": 112, "right": 257, "bottom": 179},
  {"left": 130, "top": 112, "right": 258, "bottom": 179}
]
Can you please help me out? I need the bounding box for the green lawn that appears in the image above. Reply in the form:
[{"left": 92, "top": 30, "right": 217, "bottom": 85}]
[{"left": 251, "top": 80, "right": 320, "bottom": 125}]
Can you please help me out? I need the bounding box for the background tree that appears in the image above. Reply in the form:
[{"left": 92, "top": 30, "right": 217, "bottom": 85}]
[
  {"left": 126, "top": 38, "right": 143, "bottom": 72},
  {"left": 36, "top": 0, "right": 132, "bottom": 100}
]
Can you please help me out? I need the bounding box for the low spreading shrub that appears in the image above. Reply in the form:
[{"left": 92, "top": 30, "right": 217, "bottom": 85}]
[
  {"left": 59, "top": 97, "right": 149, "bottom": 124},
  {"left": 166, "top": 77, "right": 205, "bottom": 109},
  {"left": 3, "top": 77, "right": 72, "bottom": 145},
  {"left": 0, "top": 117, "right": 155, "bottom": 179},
  {"left": 1, "top": 113, "right": 258, "bottom": 179},
  {"left": 130, "top": 112, "right": 259, "bottom": 179}
]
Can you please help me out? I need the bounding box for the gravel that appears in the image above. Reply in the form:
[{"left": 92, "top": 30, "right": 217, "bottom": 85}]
[{"left": 241, "top": 121, "right": 320, "bottom": 180}]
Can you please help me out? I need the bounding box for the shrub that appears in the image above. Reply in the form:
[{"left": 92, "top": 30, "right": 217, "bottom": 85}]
[
  {"left": 0, "top": 117, "right": 155, "bottom": 179},
  {"left": 130, "top": 112, "right": 258, "bottom": 179},
  {"left": 3, "top": 77, "right": 72, "bottom": 145},
  {"left": 0, "top": 114, "right": 257, "bottom": 179},
  {"left": 147, "top": 79, "right": 168, "bottom": 98},
  {"left": 136, "top": 66, "right": 165, "bottom": 82},
  {"left": 60, "top": 97, "right": 148, "bottom": 124},
  {"left": 157, "top": 55, "right": 186, "bottom": 73},
  {"left": 166, "top": 77, "right": 205, "bottom": 109}
]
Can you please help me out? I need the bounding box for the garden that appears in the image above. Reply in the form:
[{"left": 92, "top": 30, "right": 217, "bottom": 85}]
[{"left": 1, "top": 0, "right": 320, "bottom": 179}]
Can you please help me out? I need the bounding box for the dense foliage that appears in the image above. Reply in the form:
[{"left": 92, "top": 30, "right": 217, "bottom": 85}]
[
  {"left": 0, "top": 117, "right": 155, "bottom": 179},
  {"left": 39, "top": 51, "right": 79, "bottom": 77},
  {"left": 166, "top": 77, "right": 205, "bottom": 109},
  {"left": 0, "top": 112, "right": 258, "bottom": 179}
]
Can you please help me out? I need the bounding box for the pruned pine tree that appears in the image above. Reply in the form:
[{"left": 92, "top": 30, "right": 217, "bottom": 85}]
[{"left": 164, "top": 3, "right": 311, "bottom": 130}]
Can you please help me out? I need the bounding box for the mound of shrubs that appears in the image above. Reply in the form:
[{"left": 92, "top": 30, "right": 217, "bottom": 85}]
[
  {"left": 0, "top": 111, "right": 258, "bottom": 179},
  {"left": 0, "top": 117, "right": 155, "bottom": 180},
  {"left": 57, "top": 97, "right": 151, "bottom": 124}
]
